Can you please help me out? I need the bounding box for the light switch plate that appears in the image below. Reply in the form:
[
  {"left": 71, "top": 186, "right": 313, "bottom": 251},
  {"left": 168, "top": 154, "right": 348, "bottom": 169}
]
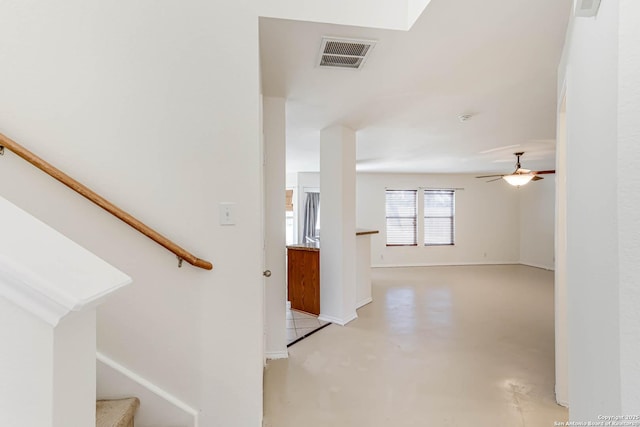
[{"left": 219, "top": 202, "right": 236, "bottom": 225}]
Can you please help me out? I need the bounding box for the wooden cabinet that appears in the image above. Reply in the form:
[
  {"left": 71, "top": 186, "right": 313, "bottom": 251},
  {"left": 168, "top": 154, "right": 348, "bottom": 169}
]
[{"left": 287, "top": 246, "right": 320, "bottom": 315}]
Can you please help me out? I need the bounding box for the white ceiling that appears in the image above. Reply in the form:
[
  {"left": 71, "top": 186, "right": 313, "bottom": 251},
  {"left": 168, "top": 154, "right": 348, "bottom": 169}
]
[{"left": 260, "top": 0, "right": 572, "bottom": 174}]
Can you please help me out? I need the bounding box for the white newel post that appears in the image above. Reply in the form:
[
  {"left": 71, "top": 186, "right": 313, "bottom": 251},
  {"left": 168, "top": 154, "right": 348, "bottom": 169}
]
[{"left": 0, "top": 196, "right": 131, "bottom": 427}]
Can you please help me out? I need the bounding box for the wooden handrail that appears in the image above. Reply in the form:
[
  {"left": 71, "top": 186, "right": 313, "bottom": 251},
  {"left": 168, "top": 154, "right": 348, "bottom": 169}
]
[{"left": 0, "top": 132, "right": 213, "bottom": 270}]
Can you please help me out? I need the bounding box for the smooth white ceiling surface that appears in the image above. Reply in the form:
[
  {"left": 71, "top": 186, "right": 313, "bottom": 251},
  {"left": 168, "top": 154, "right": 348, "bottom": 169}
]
[{"left": 260, "top": 0, "right": 572, "bottom": 174}]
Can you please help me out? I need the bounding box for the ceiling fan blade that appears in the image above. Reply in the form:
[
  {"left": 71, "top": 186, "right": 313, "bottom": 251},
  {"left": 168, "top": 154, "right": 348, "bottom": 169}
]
[
  {"left": 532, "top": 176, "right": 544, "bottom": 181},
  {"left": 476, "top": 174, "right": 504, "bottom": 178},
  {"left": 487, "top": 177, "right": 503, "bottom": 183},
  {"left": 534, "top": 170, "right": 556, "bottom": 175}
]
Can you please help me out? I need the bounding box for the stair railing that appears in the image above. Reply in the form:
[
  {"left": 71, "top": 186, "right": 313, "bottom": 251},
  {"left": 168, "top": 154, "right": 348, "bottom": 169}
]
[{"left": 0, "top": 132, "right": 213, "bottom": 270}]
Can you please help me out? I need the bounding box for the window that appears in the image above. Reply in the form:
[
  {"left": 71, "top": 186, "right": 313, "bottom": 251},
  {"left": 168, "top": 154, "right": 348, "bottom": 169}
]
[
  {"left": 424, "top": 190, "right": 455, "bottom": 245},
  {"left": 285, "top": 189, "right": 293, "bottom": 212},
  {"left": 302, "top": 192, "right": 320, "bottom": 244},
  {"left": 285, "top": 189, "right": 294, "bottom": 245},
  {"left": 385, "top": 190, "right": 417, "bottom": 246}
]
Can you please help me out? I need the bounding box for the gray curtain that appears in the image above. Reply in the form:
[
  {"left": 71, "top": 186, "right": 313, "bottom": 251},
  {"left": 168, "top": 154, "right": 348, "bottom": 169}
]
[{"left": 302, "top": 192, "right": 320, "bottom": 243}]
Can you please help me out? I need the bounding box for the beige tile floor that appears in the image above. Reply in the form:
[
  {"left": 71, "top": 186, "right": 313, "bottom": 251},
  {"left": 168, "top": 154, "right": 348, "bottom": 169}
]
[
  {"left": 287, "top": 308, "right": 330, "bottom": 345},
  {"left": 264, "top": 265, "right": 568, "bottom": 427}
]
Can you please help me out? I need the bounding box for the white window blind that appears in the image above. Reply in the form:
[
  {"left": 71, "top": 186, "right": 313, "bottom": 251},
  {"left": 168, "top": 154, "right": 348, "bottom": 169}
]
[
  {"left": 385, "top": 190, "right": 417, "bottom": 246},
  {"left": 424, "top": 190, "right": 455, "bottom": 245}
]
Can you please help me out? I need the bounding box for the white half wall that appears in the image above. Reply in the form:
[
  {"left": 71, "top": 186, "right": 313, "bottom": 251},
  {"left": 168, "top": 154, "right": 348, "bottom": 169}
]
[
  {"left": 357, "top": 173, "right": 520, "bottom": 267},
  {"left": 0, "top": 195, "right": 131, "bottom": 427},
  {"left": 519, "top": 176, "right": 556, "bottom": 270},
  {"left": 0, "top": 296, "right": 54, "bottom": 427}
]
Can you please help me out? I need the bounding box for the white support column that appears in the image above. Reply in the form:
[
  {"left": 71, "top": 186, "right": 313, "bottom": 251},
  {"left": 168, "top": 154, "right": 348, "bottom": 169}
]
[
  {"left": 263, "top": 96, "right": 288, "bottom": 359},
  {"left": 0, "top": 196, "right": 131, "bottom": 427},
  {"left": 319, "top": 125, "right": 357, "bottom": 325}
]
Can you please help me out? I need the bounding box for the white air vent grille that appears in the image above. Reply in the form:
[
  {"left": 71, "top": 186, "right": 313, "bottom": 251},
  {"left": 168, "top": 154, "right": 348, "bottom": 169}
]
[
  {"left": 318, "top": 37, "right": 376, "bottom": 70},
  {"left": 575, "top": 0, "right": 601, "bottom": 17}
]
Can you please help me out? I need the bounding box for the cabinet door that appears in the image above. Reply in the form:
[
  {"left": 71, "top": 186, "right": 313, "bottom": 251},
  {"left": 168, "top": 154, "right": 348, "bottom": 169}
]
[{"left": 287, "top": 249, "right": 320, "bottom": 315}]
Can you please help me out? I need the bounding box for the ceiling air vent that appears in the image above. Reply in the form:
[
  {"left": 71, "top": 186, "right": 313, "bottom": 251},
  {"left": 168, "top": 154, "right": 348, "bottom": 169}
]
[
  {"left": 318, "top": 36, "right": 377, "bottom": 70},
  {"left": 575, "top": 0, "right": 601, "bottom": 17}
]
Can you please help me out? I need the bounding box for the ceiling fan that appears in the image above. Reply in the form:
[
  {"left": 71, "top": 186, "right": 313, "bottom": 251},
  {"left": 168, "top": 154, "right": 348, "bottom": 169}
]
[{"left": 476, "top": 152, "right": 555, "bottom": 187}]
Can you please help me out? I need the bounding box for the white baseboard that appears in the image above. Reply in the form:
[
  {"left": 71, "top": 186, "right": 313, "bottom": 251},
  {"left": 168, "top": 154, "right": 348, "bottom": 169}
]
[
  {"left": 97, "top": 352, "right": 199, "bottom": 427},
  {"left": 555, "top": 385, "right": 569, "bottom": 408},
  {"left": 319, "top": 312, "right": 358, "bottom": 326},
  {"left": 265, "top": 350, "right": 289, "bottom": 360},
  {"left": 371, "top": 262, "right": 556, "bottom": 271},
  {"left": 356, "top": 297, "right": 373, "bottom": 309},
  {"left": 372, "top": 261, "right": 519, "bottom": 268}
]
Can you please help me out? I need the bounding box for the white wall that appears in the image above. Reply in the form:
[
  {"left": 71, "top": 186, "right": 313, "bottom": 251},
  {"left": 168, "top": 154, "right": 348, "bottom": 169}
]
[
  {"left": 290, "top": 171, "right": 555, "bottom": 272},
  {"left": 560, "top": 0, "right": 622, "bottom": 419},
  {"left": 357, "top": 173, "right": 521, "bottom": 267},
  {"left": 555, "top": 96, "right": 568, "bottom": 406},
  {"left": 519, "top": 176, "right": 555, "bottom": 270},
  {"left": 617, "top": 0, "right": 640, "bottom": 414},
  {"left": 0, "top": 2, "right": 426, "bottom": 425},
  {"left": 0, "top": 2, "right": 263, "bottom": 426},
  {"left": 263, "top": 97, "right": 288, "bottom": 359}
]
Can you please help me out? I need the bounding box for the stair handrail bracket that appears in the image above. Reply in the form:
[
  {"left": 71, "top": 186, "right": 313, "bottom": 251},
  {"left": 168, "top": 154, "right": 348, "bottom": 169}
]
[{"left": 0, "top": 133, "right": 213, "bottom": 271}]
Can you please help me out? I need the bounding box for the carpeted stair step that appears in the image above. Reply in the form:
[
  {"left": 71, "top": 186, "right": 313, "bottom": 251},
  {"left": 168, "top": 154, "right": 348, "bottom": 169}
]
[{"left": 96, "top": 397, "right": 140, "bottom": 427}]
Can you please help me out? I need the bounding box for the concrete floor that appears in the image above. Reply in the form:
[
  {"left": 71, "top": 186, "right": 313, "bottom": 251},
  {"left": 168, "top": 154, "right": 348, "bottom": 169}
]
[{"left": 263, "top": 265, "right": 568, "bottom": 426}]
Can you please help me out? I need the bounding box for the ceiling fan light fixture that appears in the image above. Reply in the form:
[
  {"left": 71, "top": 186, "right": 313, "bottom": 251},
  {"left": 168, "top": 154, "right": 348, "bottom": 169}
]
[
  {"left": 503, "top": 173, "right": 534, "bottom": 187},
  {"left": 476, "top": 152, "right": 555, "bottom": 186}
]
